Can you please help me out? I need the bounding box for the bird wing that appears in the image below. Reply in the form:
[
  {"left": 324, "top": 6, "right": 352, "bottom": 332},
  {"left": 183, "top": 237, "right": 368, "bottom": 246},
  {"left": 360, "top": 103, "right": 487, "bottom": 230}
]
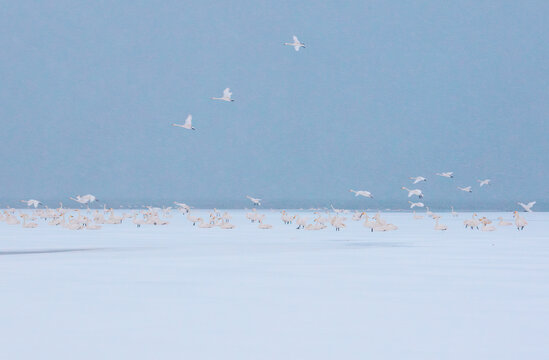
[
  {"left": 293, "top": 35, "right": 299, "bottom": 43},
  {"left": 294, "top": 45, "right": 300, "bottom": 51},
  {"left": 223, "top": 88, "right": 232, "bottom": 98},
  {"left": 527, "top": 201, "right": 536, "bottom": 208},
  {"left": 184, "top": 114, "right": 192, "bottom": 126}
]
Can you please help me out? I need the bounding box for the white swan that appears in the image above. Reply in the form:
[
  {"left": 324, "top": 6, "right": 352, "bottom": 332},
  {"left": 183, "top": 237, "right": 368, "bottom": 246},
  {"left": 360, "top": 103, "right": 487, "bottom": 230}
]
[
  {"left": 70, "top": 194, "right": 99, "bottom": 205},
  {"left": 518, "top": 201, "right": 536, "bottom": 212},
  {"left": 457, "top": 186, "right": 472, "bottom": 193},
  {"left": 413, "top": 211, "right": 423, "bottom": 219},
  {"left": 349, "top": 189, "right": 373, "bottom": 198},
  {"left": 434, "top": 217, "right": 447, "bottom": 231},
  {"left": 513, "top": 211, "right": 528, "bottom": 230},
  {"left": 295, "top": 216, "right": 309, "bottom": 229},
  {"left": 20, "top": 214, "right": 38, "bottom": 228},
  {"left": 451, "top": 206, "right": 458, "bottom": 217},
  {"left": 497, "top": 217, "right": 512, "bottom": 226},
  {"left": 436, "top": 172, "right": 454, "bottom": 178},
  {"left": 172, "top": 114, "right": 195, "bottom": 130},
  {"left": 212, "top": 88, "right": 234, "bottom": 102},
  {"left": 464, "top": 214, "right": 479, "bottom": 230},
  {"left": 477, "top": 179, "right": 491, "bottom": 187},
  {"left": 284, "top": 35, "right": 305, "bottom": 51},
  {"left": 408, "top": 201, "right": 424, "bottom": 208},
  {"left": 409, "top": 176, "right": 427, "bottom": 184},
  {"left": 174, "top": 202, "right": 191, "bottom": 213},
  {"left": 402, "top": 187, "right": 423, "bottom": 198},
  {"left": 20, "top": 199, "right": 42, "bottom": 208},
  {"left": 246, "top": 196, "right": 261, "bottom": 206}
]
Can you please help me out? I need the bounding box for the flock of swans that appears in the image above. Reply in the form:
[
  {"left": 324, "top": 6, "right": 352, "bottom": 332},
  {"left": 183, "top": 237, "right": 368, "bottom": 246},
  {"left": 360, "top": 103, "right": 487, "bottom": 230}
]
[
  {"left": 0, "top": 201, "right": 530, "bottom": 232},
  {"left": 4, "top": 35, "right": 539, "bottom": 235},
  {"left": 170, "top": 35, "right": 300, "bottom": 131}
]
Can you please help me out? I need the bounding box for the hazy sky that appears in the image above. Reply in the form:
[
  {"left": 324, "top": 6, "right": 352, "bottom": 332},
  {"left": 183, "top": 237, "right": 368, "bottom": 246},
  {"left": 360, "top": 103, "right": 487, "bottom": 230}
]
[{"left": 1, "top": 1, "right": 548, "bottom": 209}]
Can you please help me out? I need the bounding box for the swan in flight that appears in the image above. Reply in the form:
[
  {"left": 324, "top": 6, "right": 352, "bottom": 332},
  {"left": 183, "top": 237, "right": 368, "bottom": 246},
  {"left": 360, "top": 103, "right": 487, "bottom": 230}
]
[
  {"left": 246, "top": 196, "right": 261, "bottom": 206},
  {"left": 349, "top": 189, "right": 373, "bottom": 198},
  {"left": 211, "top": 88, "right": 234, "bottom": 102},
  {"left": 172, "top": 114, "right": 195, "bottom": 130},
  {"left": 408, "top": 201, "right": 424, "bottom": 208},
  {"left": 20, "top": 199, "right": 42, "bottom": 208},
  {"left": 174, "top": 202, "right": 191, "bottom": 213},
  {"left": 518, "top": 201, "right": 536, "bottom": 212},
  {"left": 409, "top": 176, "right": 427, "bottom": 184},
  {"left": 436, "top": 172, "right": 454, "bottom": 178},
  {"left": 477, "top": 179, "right": 491, "bottom": 187},
  {"left": 284, "top": 35, "right": 305, "bottom": 51},
  {"left": 457, "top": 186, "right": 472, "bottom": 193},
  {"left": 401, "top": 187, "right": 423, "bottom": 198},
  {"left": 70, "top": 194, "right": 99, "bottom": 205}
]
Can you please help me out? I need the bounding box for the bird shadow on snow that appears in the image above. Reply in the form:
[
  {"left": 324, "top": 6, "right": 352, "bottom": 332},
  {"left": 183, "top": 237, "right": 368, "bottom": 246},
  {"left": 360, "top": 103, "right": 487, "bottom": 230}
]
[{"left": 0, "top": 247, "right": 116, "bottom": 256}]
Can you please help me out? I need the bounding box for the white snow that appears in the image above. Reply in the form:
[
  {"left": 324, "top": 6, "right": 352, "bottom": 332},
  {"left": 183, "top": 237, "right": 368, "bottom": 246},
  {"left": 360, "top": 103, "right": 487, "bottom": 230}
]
[{"left": 1, "top": 210, "right": 548, "bottom": 359}]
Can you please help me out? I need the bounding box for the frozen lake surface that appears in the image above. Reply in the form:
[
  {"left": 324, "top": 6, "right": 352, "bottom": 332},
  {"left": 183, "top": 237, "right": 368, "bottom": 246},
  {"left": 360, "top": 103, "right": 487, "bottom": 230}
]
[{"left": 1, "top": 210, "right": 548, "bottom": 359}]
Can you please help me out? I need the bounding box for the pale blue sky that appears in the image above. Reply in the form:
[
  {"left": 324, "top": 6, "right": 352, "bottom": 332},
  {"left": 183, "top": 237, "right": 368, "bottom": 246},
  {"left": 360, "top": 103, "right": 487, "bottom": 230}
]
[{"left": 1, "top": 1, "right": 547, "bottom": 209}]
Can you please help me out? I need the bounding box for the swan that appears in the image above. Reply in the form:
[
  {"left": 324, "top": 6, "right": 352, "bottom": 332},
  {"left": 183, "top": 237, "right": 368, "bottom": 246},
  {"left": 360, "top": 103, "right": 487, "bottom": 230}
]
[
  {"left": 409, "top": 176, "right": 427, "bottom": 184},
  {"left": 479, "top": 217, "right": 496, "bottom": 231},
  {"left": 464, "top": 214, "right": 479, "bottom": 230},
  {"left": 197, "top": 218, "right": 214, "bottom": 228},
  {"left": 20, "top": 199, "right": 42, "bottom": 208},
  {"left": 513, "top": 211, "right": 528, "bottom": 230},
  {"left": 70, "top": 194, "right": 99, "bottom": 205},
  {"left": 20, "top": 214, "right": 38, "bottom": 228},
  {"left": 187, "top": 213, "right": 200, "bottom": 225},
  {"left": 281, "top": 211, "right": 295, "bottom": 224},
  {"left": 174, "top": 202, "right": 191, "bottom": 213},
  {"left": 258, "top": 218, "right": 273, "bottom": 229},
  {"left": 246, "top": 208, "right": 260, "bottom": 222},
  {"left": 306, "top": 223, "right": 326, "bottom": 230},
  {"left": 5, "top": 215, "right": 20, "bottom": 225},
  {"left": 172, "top": 114, "right": 195, "bottom": 130},
  {"left": 220, "top": 222, "right": 235, "bottom": 229},
  {"left": 352, "top": 211, "right": 364, "bottom": 221},
  {"left": 221, "top": 212, "right": 232, "bottom": 223},
  {"left": 478, "top": 179, "right": 491, "bottom": 187},
  {"left": 451, "top": 206, "right": 458, "bottom": 217},
  {"left": 132, "top": 213, "right": 146, "bottom": 228},
  {"left": 518, "top": 201, "right": 536, "bottom": 212},
  {"left": 413, "top": 211, "right": 423, "bottom": 219},
  {"left": 401, "top": 187, "right": 423, "bottom": 198},
  {"left": 434, "top": 215, "right": 448, "bottom": 231},
  {"left": 408, "top": 201, "right": 424, "bottom": 208},
  {"left": 434, "top": 217, "right": 447, "bottom": 231},
  {"left": 436, "top": 172, "right": 454, "bottom": 178},
  {"left": 349, "top": 189, "right": 373, "bottom": 198},
  {"left": 371, "top": 213, "right": 398, "bottom": 231},
  {"left": 426, "top": 207, "right": 434, "bottom": 218},
  {"left": 284, "top": 35, "right": 305, "bottom": 51},
  {"left": 295, "top": 216, "right": 309, "bottom": 229},
  {"left": 211, "top": 88, "right": 234, "bottom": 102},
  {"left": 330, "top": 216, "right": 346, "bottom": 231},
  {"left": 457, "top": 186, "right": 472, "bottom": 193},
  {"left": 246, "top": 196, "right": 261, "bottom": 206},
  {"left": 497, "top": 217, "right": 512, "bottom": 226},
  {"left": 481, "top": 223, "right": 496, "bottom": 231}
]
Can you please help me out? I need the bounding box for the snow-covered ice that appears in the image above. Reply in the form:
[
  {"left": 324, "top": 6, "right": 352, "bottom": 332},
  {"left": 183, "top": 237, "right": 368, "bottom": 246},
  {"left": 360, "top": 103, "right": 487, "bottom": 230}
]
[{"left": 1, "top": 210, "right": 548, "bottom": 359}]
